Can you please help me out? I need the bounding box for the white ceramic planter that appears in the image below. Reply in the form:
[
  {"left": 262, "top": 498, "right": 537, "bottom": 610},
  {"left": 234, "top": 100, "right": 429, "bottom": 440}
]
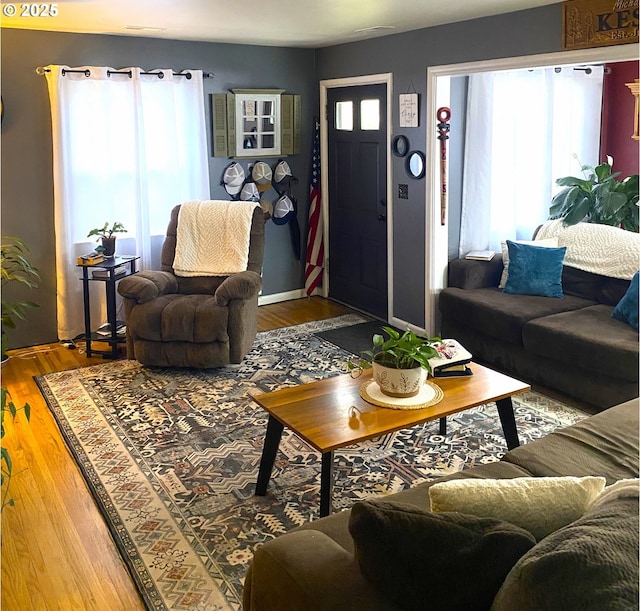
[{"left": 372, "top": 361, "right": 427, "bottom": 398}]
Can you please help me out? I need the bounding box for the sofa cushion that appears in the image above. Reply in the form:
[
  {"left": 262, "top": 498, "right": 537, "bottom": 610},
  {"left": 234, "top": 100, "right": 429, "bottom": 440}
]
[
  {"left": 490, "top": 480, "right": 639, "bottom": 611},
  {"left": 439, "top": 287, "right": 596, "bottom": 344},
  {"left": 561, "top": 265, "right": 605, "bottom": 301},
  {"left": 503, "top": 241, "right": 566, "bottom": 298},
  {"left": 522, "top": 304, "right": 639, "bottom": 381},
  {"left": 349, "top": 500, "right": 535, "bottom": 611},
  {"left": 612, "top": 271, "right": 639, "bottom": 330},
  {"left": 599, "top": 275, "right": 632, "bottom": 306},
  {"left": 128, "top": 294, "right": 229, "bottom": 343},
  {"left": 429, "top": 476, "right": 605, "bottom": 541},
  {"left": 502, "top": 400, "right": 640, "bottom": 484}
]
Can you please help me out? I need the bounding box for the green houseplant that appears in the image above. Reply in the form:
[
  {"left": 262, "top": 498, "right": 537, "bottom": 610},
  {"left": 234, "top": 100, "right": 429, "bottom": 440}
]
[
  {"left": 1, "top": 387, "right": 31, "bottom": 510},
  {"left": 348, "top": 326, "right": 440, "bottom": 398},
  {"left": 87, "top": 222, "right": 127, "bottom": 257},
  {"left": 1, "top": 237, "right": 40, "bottom": 362},
  {"left": 549, "top": 158, "right": 639, "bottom": 232}
]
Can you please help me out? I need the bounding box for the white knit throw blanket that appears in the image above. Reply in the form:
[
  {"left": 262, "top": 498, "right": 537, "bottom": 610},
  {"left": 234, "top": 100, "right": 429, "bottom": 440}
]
[
  {"left": 536, "top": 220, "right": 640, "bottom": 280},
  {"left": 173, "top": 200, "right": 257, "bottom": 277}
]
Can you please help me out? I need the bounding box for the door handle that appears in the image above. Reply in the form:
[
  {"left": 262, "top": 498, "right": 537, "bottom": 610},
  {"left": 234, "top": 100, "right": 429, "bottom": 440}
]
[{"left": 378, "top": 199, "right": 387, "bottom": 221}]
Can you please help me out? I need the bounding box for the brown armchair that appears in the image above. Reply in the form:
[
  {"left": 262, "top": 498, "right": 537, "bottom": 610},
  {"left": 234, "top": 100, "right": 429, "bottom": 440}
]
[{"left": 117, "top": 203, "right": 264, "bottom": 368}]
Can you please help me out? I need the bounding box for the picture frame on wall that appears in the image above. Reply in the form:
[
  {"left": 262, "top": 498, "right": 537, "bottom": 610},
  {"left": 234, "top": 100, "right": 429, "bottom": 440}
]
[{"left": 399, "top": 93, "right": 418, "bottom": 127}]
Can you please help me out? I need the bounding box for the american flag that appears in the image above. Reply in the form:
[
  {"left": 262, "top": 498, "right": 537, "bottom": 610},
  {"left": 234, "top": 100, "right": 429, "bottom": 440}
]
[{"left": 304, "top": 121, "right": 324, "bottom": 296}]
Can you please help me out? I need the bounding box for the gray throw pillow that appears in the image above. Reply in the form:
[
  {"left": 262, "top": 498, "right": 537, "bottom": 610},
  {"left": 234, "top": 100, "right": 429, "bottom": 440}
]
[
  {"left": 491, "top": 481, "right": 639, "bottom": 611},
  {"left": 348, "top": 500, "right": 536, "bottom": 611}
]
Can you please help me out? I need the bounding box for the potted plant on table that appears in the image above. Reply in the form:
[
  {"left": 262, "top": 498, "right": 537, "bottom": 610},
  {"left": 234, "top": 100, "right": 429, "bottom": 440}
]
[
  {"left": 87, "top": 222, "right": 127, "bottom": 257},
  {"left": 549, "top": 157, "right": 639, "bottom": 232},
  {"left": 348, "top": 326, "right": 441, "bottom": 398},
  {"left": 1, "top": 236, "right": 40, "bottom": 363}
]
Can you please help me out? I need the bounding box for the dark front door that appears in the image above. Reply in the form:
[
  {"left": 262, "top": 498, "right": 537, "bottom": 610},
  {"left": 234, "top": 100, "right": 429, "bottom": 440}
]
[{"left": 327, "top": 84, "right": 388, "bottom": 320}]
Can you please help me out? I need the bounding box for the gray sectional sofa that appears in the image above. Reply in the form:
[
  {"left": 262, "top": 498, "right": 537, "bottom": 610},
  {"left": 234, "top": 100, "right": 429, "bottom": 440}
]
[
  {"left": 438, "top": 220, "right": 640, "bottom": 409},
  {"left": 439, "top": 243, "right": 638, "bottom": 410},
  {"left": 243, "top": 399, "right": 639, "bottom": 610}
]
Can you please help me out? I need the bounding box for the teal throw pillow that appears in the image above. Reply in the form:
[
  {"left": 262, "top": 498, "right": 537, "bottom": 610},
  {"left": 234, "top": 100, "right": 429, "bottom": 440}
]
[
  {"left": 612, "top": 271, "right": 639, "bottom": 330},
  {"left": 503, "top": 240, "right": 566, "bottom": 298}
]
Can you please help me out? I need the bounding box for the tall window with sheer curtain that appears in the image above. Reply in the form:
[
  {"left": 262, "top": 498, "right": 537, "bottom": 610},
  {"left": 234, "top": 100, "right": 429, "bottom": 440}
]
[
  {"left": 44, "top": 66, "right": 210, "bottom": 340},
  {"left": 459, "top": 66, "right": 604, "bottom": 257}
]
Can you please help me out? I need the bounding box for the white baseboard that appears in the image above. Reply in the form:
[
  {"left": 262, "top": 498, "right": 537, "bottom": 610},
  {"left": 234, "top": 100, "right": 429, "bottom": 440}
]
[{"left": 258, "top": 289, "right": 315, "bottom": 306}]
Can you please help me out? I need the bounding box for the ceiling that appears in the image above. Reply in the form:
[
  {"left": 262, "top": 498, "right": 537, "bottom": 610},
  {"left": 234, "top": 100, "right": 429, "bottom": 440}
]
[{"left": 2, "top": 0, "right": 564, "bottom": 48}]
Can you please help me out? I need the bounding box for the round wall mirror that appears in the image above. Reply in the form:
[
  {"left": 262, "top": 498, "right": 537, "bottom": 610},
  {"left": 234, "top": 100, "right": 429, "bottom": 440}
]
[
  {"left": 406, "top": 151, "right": 425, "bottom": 179},
  {"left": 392, "top": 135, "right": 409, "bottom": 157}
]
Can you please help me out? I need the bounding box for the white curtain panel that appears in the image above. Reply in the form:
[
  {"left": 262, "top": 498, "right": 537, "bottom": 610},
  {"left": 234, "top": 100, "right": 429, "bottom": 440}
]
[
  {"left": 459, "top": 66, "right": 604, "bottom": 256},
  {"left": 44, "top": 66, "right": 210, "bottom": 340}
]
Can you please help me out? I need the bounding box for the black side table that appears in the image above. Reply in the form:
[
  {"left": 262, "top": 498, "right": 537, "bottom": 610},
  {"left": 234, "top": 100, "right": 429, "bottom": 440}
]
[{"left": 77, "top": 255, "right": 140, "bottom": 358}]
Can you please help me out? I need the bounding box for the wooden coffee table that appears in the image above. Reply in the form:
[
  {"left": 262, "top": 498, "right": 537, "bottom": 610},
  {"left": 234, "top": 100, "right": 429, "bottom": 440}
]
[{"left": 252, "top": 363, "right": 530, "bottom": 516}]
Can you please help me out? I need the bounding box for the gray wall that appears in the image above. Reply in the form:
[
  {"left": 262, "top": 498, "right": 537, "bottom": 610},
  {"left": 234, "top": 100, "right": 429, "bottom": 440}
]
[
  {"left": 2, "top": 5, "right": 565, "bottom": 348},
  {"left": 1, "top": 28, "right": 317, "bottom": 349},
  {"left": 316, "top": 5, "right": 563, "bottom": 326}
]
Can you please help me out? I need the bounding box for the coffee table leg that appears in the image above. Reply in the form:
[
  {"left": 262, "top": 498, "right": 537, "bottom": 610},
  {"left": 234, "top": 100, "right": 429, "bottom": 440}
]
[
  {"left": 319, "top": 451, "right": 334, "bottom": 517},
  {"left": 439, "top": 417, "right": 447, "bottom": 435},
  {"left": 255, "top": 415, "right": 284, "bottom": 496},
  {"left": 496, "top": 397, "right": 520, "bottom": 450}
]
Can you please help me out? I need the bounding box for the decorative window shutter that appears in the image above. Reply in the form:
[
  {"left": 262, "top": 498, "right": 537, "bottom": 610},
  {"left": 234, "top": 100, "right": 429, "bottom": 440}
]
[
  {"left": 212, "top": 94, "right": 229, "bottom": 157},
  {"left": 281, "top": 94, "right": 294, "bottom": 155},
  {"left": 293, "top": 94, "right": 301, "bottom": 154},
  {"left": 226, "top": 93, "right": 236, "bottom": 157}
]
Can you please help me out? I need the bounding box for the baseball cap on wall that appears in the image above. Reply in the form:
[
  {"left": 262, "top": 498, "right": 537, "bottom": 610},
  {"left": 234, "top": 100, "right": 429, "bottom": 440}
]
[
  {"left": 273, "top": 160, "right": 293, "bottom": 191},
  {"left": 222, "top": 162, "right": 245, "bottom": 196},
  {"left": 251, "top": 161, "right": 272, "bottom": 192},
  {"left": 240, "top": 182, "right": 260, "bottom": 202},
  {"left": 272, "top": 194, "right": 295, "bottom": 225}
]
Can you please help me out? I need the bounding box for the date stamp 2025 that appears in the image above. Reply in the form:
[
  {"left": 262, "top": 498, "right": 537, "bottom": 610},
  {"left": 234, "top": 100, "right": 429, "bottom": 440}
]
[{"left": 2, "top": 3, "right": 59, "bottom": 18}]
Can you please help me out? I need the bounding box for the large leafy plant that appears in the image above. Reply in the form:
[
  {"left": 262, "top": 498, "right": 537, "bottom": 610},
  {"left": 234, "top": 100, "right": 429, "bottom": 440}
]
[
  {"left": 348, "top": 326, "right": 440, "bottom": 374},
  {"left": 549, "top": 159, "right": 639, "bottom": 232},
  {"left": 1, "top": 237, "right": 40, "bottom": 360}
]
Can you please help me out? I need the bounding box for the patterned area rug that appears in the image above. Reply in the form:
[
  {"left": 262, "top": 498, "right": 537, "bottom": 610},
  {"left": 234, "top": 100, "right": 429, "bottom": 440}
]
[{"left": 36, "top": 315, "right": 588, "bottom": 611}]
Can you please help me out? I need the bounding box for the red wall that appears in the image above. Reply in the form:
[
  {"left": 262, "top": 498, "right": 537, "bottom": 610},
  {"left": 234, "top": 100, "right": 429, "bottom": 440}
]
[{"left": 601, "top": 61, "right": 639, "bottom": 178}]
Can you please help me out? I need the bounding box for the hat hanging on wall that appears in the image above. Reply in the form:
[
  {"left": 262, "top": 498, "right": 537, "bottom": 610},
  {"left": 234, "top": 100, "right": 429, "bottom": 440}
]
[
  {"left": 251, "top": 161, "right": 272, "bottom": 192},
  {"left": 240, "top": 182, "right": 260, "bottom": 202},
  {"left": 272, "top": 194, "right": 295, "bottom": 225},
  {"left": 222, "top": 162, "right": 245, "bottom": 197},
  {"left": 273, "top": 160, "right": 294, "bottom": 193}
]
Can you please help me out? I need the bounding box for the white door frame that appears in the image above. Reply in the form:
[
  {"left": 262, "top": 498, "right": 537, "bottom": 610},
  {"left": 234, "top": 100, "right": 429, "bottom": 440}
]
[
  {"left": 319, "top": 73, "right": 394, "bottom": 322},
  {"left": 425, "top": 43, "right": 639, "bottom": 335}
]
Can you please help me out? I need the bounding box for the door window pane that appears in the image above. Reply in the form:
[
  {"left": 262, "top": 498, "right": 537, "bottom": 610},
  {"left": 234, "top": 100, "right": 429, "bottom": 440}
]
[
  {"left": 336, "top": 101, "right": 353, "bottom": 131},
  {"left": 361, "top": 99, "right": 380, "bottom": 130}
]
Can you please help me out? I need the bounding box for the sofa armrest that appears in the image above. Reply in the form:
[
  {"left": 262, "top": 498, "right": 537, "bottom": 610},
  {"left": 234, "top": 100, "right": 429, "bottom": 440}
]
[
  {"left": 117, "top": 271, "right": 178, "bottom": 303},
  {"left": 447, "top": 256, "right": 504, "bottom": 289},
  {"left": 215, "top": 271, "right": 262, "bottom": 306},
  {"left": 243, "top": 530, "right": 399, "bottom": 611}
]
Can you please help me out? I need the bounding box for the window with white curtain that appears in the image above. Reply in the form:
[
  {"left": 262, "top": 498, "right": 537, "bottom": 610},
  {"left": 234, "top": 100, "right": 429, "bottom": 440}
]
[
  {"left": 459, "top": 66, "right": 604, "bottom": 256},
  {"left": 44, "top": 66, "right": 210, "bottom": 341}
]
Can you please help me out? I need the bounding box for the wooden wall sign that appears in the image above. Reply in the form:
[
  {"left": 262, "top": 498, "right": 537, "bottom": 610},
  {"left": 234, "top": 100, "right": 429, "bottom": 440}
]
[{"left": 563, "top": 0, "right": 639, "bottom": 49}]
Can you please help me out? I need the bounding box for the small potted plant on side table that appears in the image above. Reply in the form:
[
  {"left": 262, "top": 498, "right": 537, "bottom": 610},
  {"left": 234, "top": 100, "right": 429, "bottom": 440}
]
[
  {"left": 87, "top": 222, "right": 127, "bottom": 257},
  {"left": 348, "top": 326, "right": 440, "bottom": 398}
]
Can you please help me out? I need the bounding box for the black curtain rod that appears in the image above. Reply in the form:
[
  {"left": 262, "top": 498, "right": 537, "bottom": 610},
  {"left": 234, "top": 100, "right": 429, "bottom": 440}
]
[{"left": 36, "top": 67, "right": 214, "bottom": 79}]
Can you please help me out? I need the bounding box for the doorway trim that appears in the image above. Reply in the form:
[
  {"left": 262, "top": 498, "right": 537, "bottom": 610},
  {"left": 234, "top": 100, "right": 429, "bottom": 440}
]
[
  {"left": 320, "top": 73, "right": 393, "bottom": 322},
  {"left": 425, "top": 43, "right": 639, "bottom": 335}
]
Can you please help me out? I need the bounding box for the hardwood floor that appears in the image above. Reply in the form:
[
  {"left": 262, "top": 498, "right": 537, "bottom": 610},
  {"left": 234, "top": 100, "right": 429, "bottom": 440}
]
[{"left": 1, "top": 297, "right": 354, "bottom": 611}]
